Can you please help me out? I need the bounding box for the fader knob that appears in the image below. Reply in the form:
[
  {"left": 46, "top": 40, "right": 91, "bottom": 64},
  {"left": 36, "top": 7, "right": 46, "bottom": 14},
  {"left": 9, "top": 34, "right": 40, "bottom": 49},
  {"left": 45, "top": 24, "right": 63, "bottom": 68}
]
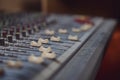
[
  {"left": 58, "top": 29, "right": 67, "bottom": 34},
  {"left": 68, "top": 35, "right": 78, "bottom": 41},
  {"left": 39, "top": 46, "right": 52, "bottom": 52},
  {"left": 45, "top": 29, "right": 55, "bottom": 35},
  {"left": 38, "top": 38, "right": 49, "bottom": 44},
  {"left": 28, "top": 54, "right": 44, "bottom": 64},
  {"left": 50, "top": 36, "right": 61, "bottom": 42},
  {"left": 72, "top": 28, "right": 81, "bottom": 32},
  {"left": 41, "top": 52, "right": 56, "bottom": 59},
  {"left": 7, "top": 60, "right": 23, "bottom": 68}
]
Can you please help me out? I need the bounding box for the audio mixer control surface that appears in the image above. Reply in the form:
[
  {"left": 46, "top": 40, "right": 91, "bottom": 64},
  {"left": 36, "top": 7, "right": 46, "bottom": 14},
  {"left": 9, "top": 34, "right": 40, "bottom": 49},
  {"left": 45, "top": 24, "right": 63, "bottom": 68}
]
[{"left": 0, "top": 13, "right": 117, "bottom": 80}]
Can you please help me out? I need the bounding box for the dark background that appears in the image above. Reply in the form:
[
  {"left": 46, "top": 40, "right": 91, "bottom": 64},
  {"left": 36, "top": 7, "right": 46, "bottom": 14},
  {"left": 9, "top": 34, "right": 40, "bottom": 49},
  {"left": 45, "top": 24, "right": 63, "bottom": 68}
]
[
  {"left": 0, "top": 0, "right": 119, "bottom": 19},
  {"left": 61, "top": 0, "right": 120, "bottom": 19}
]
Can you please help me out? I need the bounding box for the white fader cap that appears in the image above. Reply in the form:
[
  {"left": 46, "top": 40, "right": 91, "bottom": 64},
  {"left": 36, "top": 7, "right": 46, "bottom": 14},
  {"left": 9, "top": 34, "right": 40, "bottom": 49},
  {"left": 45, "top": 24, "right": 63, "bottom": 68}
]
[
  {"left": 58, "top": 29, "right": 67, "bottom": 34},
  {"left": 41, "top": 52, "right": 56, "bottom": 59},
  {"left": 80, "top": 24, "right": 92, "bottom": 31},
  {"left": 72, "top": 28, "right": 81, "bottom": 32},
  {"left": 28, "top": 54, "right": 44, "bottom": 64},
  {"left": 68, "top": 35, "right": 78, "bottom": 41},
  {"left": 50, "top": 36, "right": 61, "bottom": 42},
  {"left": 39, "top": 46, "right": 52, "bottom": 53},
  {"left": 38, "top": 38, "right": 49, "bottom": 44},
  {"left": 45, "top": 29, "right": 55, "bottom": 35},
  {"left": 30, "top": 41, "right": 41, "bottom": 47},
  {"left": 6, "top": 60, "right": 23, "bottom": 68}
]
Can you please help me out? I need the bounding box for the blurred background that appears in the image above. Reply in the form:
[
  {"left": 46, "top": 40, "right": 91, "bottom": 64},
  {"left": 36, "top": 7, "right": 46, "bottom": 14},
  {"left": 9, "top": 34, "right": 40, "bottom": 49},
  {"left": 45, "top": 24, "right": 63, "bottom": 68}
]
[
  {"left": 0, "top": 0, "right": 119, "bottom": 19},
  {"left": 0, "top": 0, "right": 120, "bottom": 80},
  {"left": 0, "top": 0, "right": 41, "bottom": 13}
]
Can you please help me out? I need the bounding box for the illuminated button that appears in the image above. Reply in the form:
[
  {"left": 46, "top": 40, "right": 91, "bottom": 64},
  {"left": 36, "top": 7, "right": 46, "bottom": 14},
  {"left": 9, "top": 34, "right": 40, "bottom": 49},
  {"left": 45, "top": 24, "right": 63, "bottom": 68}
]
[
  {"left": 68, "top": 35, "right": 78, "bottom": 41},
  {"left": 38, "top": 38, "right": 49, "bottom": 44},
  {"left": 39, "top": 46, "right": 52, "bottom": 52},
  {"left": 45, "top": 29, "right": 54, "bottom": 35},
  {"left": 7, "top": 60, "right": 23, "bottom": 68},
  {"left": 58, "top": 29, "right": 67, "bottom": 34},
  {"left": 50, "top": 36, "right": 61, "bottom": 42},
  {"left": 80, "top": 24, "right": 92, "bottom": 31},
  {"left": 41, "top": 52, "right": 56, "bottom": 59},
  {"left": 28, "top": 54, "right": 44, "bottom": 64},
  {"left": 30, "top": 41, "right": 41, "bottom": 47},
  {"left": 72, "top": 28, "right": 81, "bottom": 32}
]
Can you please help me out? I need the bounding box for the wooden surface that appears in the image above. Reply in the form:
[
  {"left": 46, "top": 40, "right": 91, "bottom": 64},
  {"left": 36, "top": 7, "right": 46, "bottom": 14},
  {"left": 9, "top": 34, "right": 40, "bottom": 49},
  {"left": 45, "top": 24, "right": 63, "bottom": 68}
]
[{"left": 96, "top": 24, "right": 120, "bottom": 80}]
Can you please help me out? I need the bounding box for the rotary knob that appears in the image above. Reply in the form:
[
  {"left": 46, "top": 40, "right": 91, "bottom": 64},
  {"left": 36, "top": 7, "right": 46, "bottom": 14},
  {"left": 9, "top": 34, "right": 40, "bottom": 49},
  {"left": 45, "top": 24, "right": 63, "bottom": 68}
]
[
  {"left": 22, "top": 30, "right": 27, "bottom": 37},
  {"left": 0, "top": 38, "right": 5, "bottom": 46},
  {"left": 15, "top": 33, "right": 20, "bottom": 40},
  {"left": 7, "top": 35, "right": 13, "bottom": 43},
  {"left": 2, "top": 31, "right": 7, "bottom": 38}
]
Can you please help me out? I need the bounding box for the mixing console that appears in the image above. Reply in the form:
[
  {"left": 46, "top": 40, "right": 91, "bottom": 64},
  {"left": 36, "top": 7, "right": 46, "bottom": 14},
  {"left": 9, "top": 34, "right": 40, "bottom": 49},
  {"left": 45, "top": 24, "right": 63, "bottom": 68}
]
[{"left": 0, "top": 13, "right": 116, "bottom": 80}]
